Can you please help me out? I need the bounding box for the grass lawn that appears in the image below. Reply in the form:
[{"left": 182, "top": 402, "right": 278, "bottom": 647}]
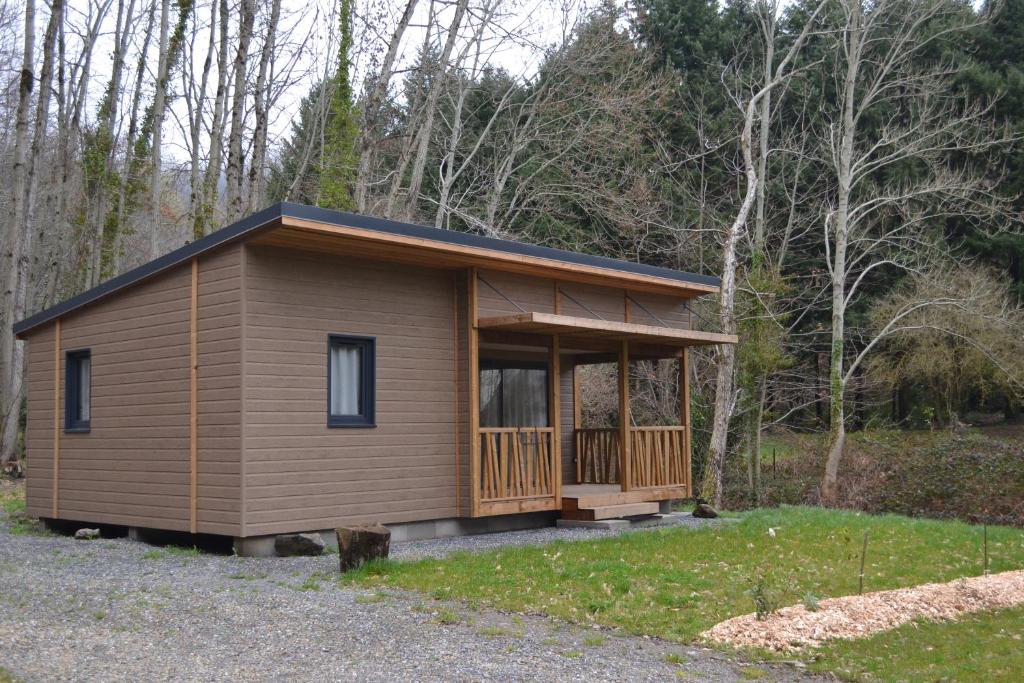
[{"left": 345, "top": 506, "right": 1024, "bottom": 680}]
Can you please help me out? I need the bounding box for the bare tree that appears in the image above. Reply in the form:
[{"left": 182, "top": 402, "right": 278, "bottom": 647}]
[
  {"left": 818, "top": 0, "right": 1012, "bottom": 500},
  {"left": 700, "top": 0, "right": 824, "bottom": 507},
  {"left": 1, "top": 0, "right": 64, "bottom": 464}
]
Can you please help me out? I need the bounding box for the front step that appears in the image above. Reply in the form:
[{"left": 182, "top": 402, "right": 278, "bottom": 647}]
[{"left": 562, "top": 501, "right": 660, "bottom": 521}]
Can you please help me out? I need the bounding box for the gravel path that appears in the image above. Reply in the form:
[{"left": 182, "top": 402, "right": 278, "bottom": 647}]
[{"left": 0, "top": 511, "right": 821, "bottom": 682}]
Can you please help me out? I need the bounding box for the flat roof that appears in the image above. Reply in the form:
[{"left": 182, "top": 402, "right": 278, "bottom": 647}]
[
  {"left": 477, "top": 312, "right": 737, "bottom": 347},
  {"left": 14, "top": 202, "right": 720, "bottom": 337}
]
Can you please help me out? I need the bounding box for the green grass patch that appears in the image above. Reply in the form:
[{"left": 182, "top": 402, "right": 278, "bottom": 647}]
[
  {"left": 347, "top": 506, "right": 1024, "bottom": 678},
  {"left": 811, "top": 604, "right": 1024, "bottom": 682}
]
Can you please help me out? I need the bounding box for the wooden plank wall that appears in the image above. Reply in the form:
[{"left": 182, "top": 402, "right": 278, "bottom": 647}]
[
  {"left": 477, "top": 269, "right": 555, "bottom": 318},
  {"left": 195, "top": 246, "right": 244, "bottom": 535},
  {"left": 560, "top": 361, "right": 575, "bottom": 485},
  {"left": 24, "top": 324, "right": 56, "bottom": 518},
  {"left": 240, "top": 245, "right": 460, "bottom": 535},
  {"left": 23, "top": 246, "right": 245, "bottom": 535},
  {"left": 53, "top": 264, "right": 194, "bottom": 530}
]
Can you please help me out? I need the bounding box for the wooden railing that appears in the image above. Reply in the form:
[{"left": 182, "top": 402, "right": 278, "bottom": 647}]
[
  {"left": 479, "top": 427, "right": 556, "bottom": 501},
  {"left": 576, "top": 426, "right": 688, "bottom": 489},
  {"left": 576, "top": 428, "right": 620, "bottom": 484},
  {"left": 629, "top": 426, "right": 687, "bottom": 489}
]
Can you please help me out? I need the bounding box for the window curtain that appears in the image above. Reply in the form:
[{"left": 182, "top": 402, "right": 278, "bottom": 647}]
[
  {"left": 330, "top": 344, "right": 361, "bottom": 415},
  {"left": 502, "top": 368, "right": 547, "bottom": 427},
  {"left": 78, "top": 356, "right": 90, "bottom": 421},
  {"left": 478, "top": 365, "right": 548, "bottom": 428}
]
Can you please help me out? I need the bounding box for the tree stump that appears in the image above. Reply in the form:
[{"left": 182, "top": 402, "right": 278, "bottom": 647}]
[{"left": 336, "top": 525, "right": 391, "bottom": 572}]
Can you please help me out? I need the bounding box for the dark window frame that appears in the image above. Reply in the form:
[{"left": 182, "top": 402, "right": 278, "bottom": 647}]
[
  {"left": 65, "top": 348, "right": 91, "bottom": 433},
  {"left": 327, "top": 334, "right": 376, "bottom": 428},
  {"left": 478, "top": 358, "right": 550, "bottom": 429}
]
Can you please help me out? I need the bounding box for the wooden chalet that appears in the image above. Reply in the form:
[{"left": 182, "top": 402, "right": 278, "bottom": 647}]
[{"left": 14, "top": 203, "right": 736, "bottom": 552}]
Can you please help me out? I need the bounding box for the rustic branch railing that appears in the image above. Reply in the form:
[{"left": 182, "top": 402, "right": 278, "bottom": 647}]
[
  {"left": 479, "top": 427, "right": 556, "bottom": 501},
  {"left": 576, "top": 426, "right": 687, "bottom": 489},
  {"left": 576, "top": 428, "right": 620, "bottom": 484},
  {"left": 629, "top": 426, "right": 687, "bottom": 489}
]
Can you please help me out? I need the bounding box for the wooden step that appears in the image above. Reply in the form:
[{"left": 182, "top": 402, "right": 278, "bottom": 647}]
[
  {"left": 561, "top": 485, "right": 688, "bottom": 511},
  {"left": 562, "top": 502, "right": 660, "bottom": 521}
]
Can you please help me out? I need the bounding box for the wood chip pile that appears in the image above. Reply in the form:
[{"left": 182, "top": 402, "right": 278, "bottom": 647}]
[{"left": 703, "top": 570, "right": 1024, "bottom": 651}]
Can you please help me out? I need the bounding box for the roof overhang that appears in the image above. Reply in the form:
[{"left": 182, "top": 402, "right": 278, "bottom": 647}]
[
  {"left": 476, "top": 312, "right": 737, "bottom": 347},
  {"left": 255, "top": 214, "right": 719, "bottom": 298},
  {"left": 15, "top": 202, "right": 722, "bottom": 338}
]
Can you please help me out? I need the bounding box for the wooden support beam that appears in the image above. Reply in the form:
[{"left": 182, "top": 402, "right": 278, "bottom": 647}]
[
  {"left": 550, "top": 334, "right": 561, "bottom": 508},
  {"left": 573, "top": 363, "right": 582, "bottom": 485},
  {"left": 189, "top": 258, "right": 199, "bottom": 534},
  {"left": 52, "top": 318, "right": 61, "bottom": 519},
  {"left": 553, "top": 281, "right": 561, "bottom": 314},
  {"left": 619, "top": 340, "right": 631, "bottom": 491},
  {"left": 681, "top": 348, "right": 692, "bottom": 496},
  {"left": 468, "top": 268, "right": 481, "bottom": 517}
]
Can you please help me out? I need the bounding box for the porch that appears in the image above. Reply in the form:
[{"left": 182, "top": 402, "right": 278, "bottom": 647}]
[{"left": 464, "top": 268, "right": 736, "bottom": 519}]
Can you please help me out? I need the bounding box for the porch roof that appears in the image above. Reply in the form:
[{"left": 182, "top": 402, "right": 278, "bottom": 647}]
[{"left": 476, "top": 311, "right": 737, "bottom": 347}]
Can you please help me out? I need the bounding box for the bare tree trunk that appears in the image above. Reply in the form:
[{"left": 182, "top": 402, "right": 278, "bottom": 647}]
[
  {"left": 0, "top": 0, "right": 38, "bottom": 464},
  {"left": 700, "top": 1, "right": 823, "bottom": 507},
  {"left": 149, "top": 0, "right": 171, "bottom": 258},
  {"left": 113, "top": 0, "right": 156, "bottom": 274},
  {"left": 821, "top": 0, "right": 861, "bottom": 503},
  {"left": 196, "top": 0, "right": 229, "bottom": 236},
  {"left": 224, "top": 0, "right": 256, "bottom": 222},
  {"left": 401, "top": 0, "right": 469, "bottom": 222},
  {"left": 354, "top": 0, "right": 418, "bottom": 214},
  {"left": 89, "top": 0, "right": 136, "bottom": 286},
  {"left": 246, "top": 0, "right": 282, "bottom": 214},
  {"left": 187, "top": 0, "right": 217, "bottom": 237},
  {"left": 1, "top": 0, "right": 63, "bottom": 464}
]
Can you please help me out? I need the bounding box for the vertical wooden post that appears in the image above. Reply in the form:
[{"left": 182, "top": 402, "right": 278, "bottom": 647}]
[
  {"left": 572, "top": 363, "right": 581, "bottom": 484},
  {"left": 619, "top": 340, "right": 631, "bottom": 491},
  {"left": 553, "top": 281, "right": 561, "bottom": 315},
  {"left": 468, "top": 268, "right": 481, "bottom": 516},
  {"left": 52, "top": 318, "right": 61, "bottom": 519},
  {"left": 452, "top": 272, "right": 461, "bottom": 517},
  {"left": 623, "top": 291, "right": 630, "bottom": 323},
  {"left": 189, "top": 258, "right": 199, "bottom": 534},
  {"left": 681, "top": 347, "right": 692, "bottom": 495},
  {"left": 550, "top": 334, "right": 561, "bottom": 507}
]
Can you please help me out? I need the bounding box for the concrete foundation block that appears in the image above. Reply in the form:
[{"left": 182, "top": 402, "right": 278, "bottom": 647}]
[
  {"left": 658, "top": 500, "right": 674, "bottom": 514},
  {"left": 556, "top": 518, "right": 631, "bottom": 531},
  {"left": 233, "top": 536, "right": 277, "bottom": 558}
]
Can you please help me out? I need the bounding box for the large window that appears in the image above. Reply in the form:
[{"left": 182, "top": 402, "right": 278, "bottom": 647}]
[
  {"left": 479, "top": 360, "right": 548, "bottom": 428},
  {"left": 328, "top": 334, "right": 375, "bottom": 427},
  {"left": 65, "top": 349, "right": 91, "bottom": 432}
]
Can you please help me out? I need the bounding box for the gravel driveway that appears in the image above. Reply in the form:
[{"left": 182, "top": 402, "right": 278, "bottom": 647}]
[{"left": 0, "top": 512, "right": 823, "bottom": 682}]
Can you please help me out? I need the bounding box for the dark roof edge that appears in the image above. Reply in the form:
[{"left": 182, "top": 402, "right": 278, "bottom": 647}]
[
  {"left": 15, "top": 202, "right": 720, "bottom": 337},
  {"left": 278, "top": 202, "right": 721, "bottom": 289},
  {"left": 13, "top": 204, "right": 285, "bottom": 337}
]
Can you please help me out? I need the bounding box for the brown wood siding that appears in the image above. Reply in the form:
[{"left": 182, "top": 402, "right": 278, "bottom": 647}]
[
  {"left": 241, "top": 245, "right": 459, "bottom": 535},
  {"left": 56, "top": 264, "right": 193, "bottom": 530},
  {"left": 24, "top": 324, "right": 56, "bottom": 518},
  {"left": 22, "top": 248, "right": 244, "bottom": 535},
  {"left": 558, "top": 282, "right": 627, "bottom": 323},
  {"left": 196, "top": 246, "right": 243, "bottom": 534},
  {"left": 477, "top": 269, "right": 555, "bottom": 318},
  {"left": 627, "top": 292, "right": 692, "bottom": 330},
  {"left": 560, "top": 359, "right": 575, "bottom": 485},
  {"left": 455, "top": 273, "right": 472, "bottom": 516}
]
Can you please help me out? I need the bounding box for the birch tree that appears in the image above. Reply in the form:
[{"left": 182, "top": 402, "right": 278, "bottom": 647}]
[
  {"left": 699, "top": 0, "right": 823, "bottom": 507},
  {"left": 818, "top": 0, "right": 1012, "bottom": 500}
]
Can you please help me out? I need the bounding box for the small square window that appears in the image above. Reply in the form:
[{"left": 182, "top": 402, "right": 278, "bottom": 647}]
[
  {"left": 65, "top": 349, "right": 91, "bottom": 432},
  {"left": 328, "top": 335, "right": 375, "bottom": 427}
]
